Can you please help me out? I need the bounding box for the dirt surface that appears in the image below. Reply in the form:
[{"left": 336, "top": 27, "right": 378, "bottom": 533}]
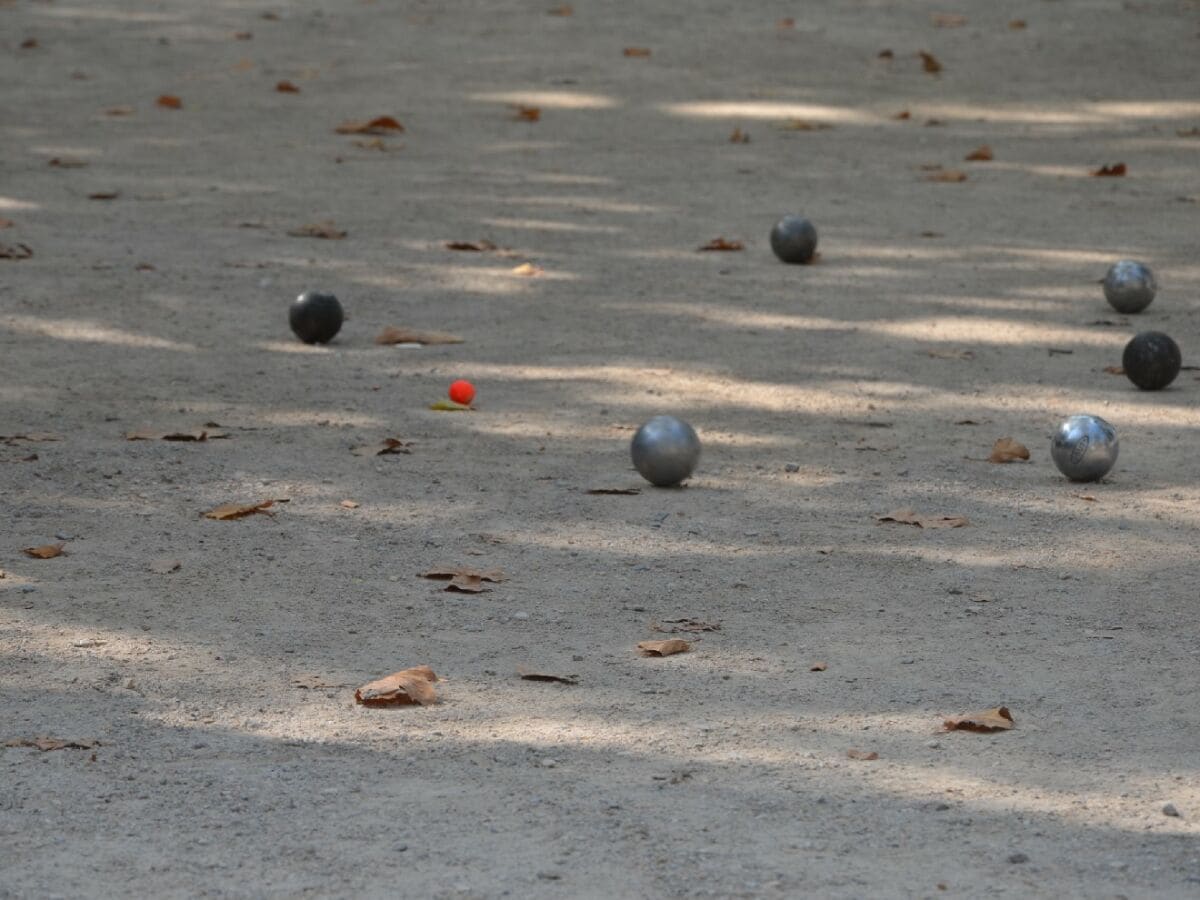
[{"left": 3, "top": 1, "right": 1200, "bottom": 897}]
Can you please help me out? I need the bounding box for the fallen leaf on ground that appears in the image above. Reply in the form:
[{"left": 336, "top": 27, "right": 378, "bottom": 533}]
[
  {"left": 355, "top": 666, "right": 438, "bottom": 706},
  {"left": 876, "top": 509, "right": 969, "bottom": 529},
  {"left": 1, "top": 432, "right": 60, "bottom": 444},
  {"left": 698, "top": 237, "right": 744, "bottom": 251},
  {"left": 513, "top": 105, "right": 541, "bottom": 122},
  {"left": 919, "top": 51, "right": 942, "bottom": 73},
  {"left": 511, "top": 262, "right": 543, "bottom": 276},
  {"left": 4, "top": 737, "right": 99, "bottom": 751},
  {"left": 652, "top": 618, "right": 720, "bottom": 634},
  {"left": 847, "top": 749, "right": 879, "bottom": 760},
  {"left": 286, "top": 221, "right": 346, "bottom": 239},
  {"left": 275, "top": 80, "right": 300, "bottom": 93},
  {"left": 125, "top": 428, "right": 226, "bottom": 441},
  {"left": 779, "top": 119, "right": 833, "bottom": 131},
  {"left": 729, "top": 127, "right": 750, "bottom": 143},
  {"left": 374, "top": 326, "right": 464, "bottom": 345},
  {"left": 0, "top": 218, "right": 12, "bottom": 229},
  {"left": 135, "top": 262, "right": 156, "bottom": 271},
  {"left": 810, "top": 661, "right": 827, "bottom": 671},
  {"left": 202, "top": 500, "right": 275, "bottom": 520},
  {"left": 339, "top": 500, "right": 360, "bottom": 509},
  {"left": 1073, "top": 494, "right": 1098, "bottom": 502},
  {"left": 20, "top": 37, "right": 39, "bottom": 49},
  {"left": 445, "top": 239, "right": 497, "bottom": 251},
  {"left": 892, "top": 109, "right": 910, "bottom": 120},
  {"left": 920, "top": 231, "right": 944, "bottom": 238},
  {"left": 156, "top": 95, "right": 182, "bottom": 109},
  {"left": 1008, "top": 19, "right": 1027, "bottom": 29},
  {"left": 926, "top": 348, "right": 974, "bottom": 360},
  {"left": 925, "top": 169, "right": 968, "bottom": 182},
  {"left": 335, "top": 115, "right": 404, "bottom": 135},
  {"left": 517, "top": 666, "right": 578, "bottom": 685},
  {"left": 637, "top": 639, "right": 691, "bottom": 657},
  {"left": 351, "top": 438, "right": 412, "bottom": 457},
  {"left": 965, "top": 144, "right": 993, "bottom": 161},
  {"left": 777, "top": 17, "right": 795, "bottom": 29},
  {"left": 0, "top": 244, "right": 33, "bottom": 259},
  {"left": 623, "top": 47, "right": 651, "bottom": 57},
  {"left": 1177, "top": 127, "right": 1200, "bottom": 137},
  {"left": 988, "top": 437, "right": 1030, "bottom": 463},
  {"left": 943, "top": 706, "right": 1014, "bottom": 732},
  {"left": 48, "top": 157, "right": 88, "bottom": 168},
  {"left": 1091, "top": 163, "right": 1126, "bottom": 177},
  {"left": 1103, "top": 365, "right": 1125, "bottom": 375},
  {"left": 429, "top": 399, "right": 472, "bottom": 412},
  {"left": 23, "top": 542, "right": 66, "bottom": 559},
  {"left": 88, "top": 191, "right": 120, "bottom": 200},
  {"left": 422, "top": 568, "right": 505, "bottom": 593},
  {"left": 547, "top": 4, "right": 573, "bottom": 15},
  {"left": 932, "top": 13, "right": 967, "bottom": 27},
  {"left": 104, "top": 106, "right": 134, "bottom": 116},
  {"left": 149, "top": 558, "right": 181, "bottom": 574},
  {"left": 587, "top": 487, "right": 641, "bottom": 495},
  {"left": 878, "top": 49, "right": 895, "bottom": 59},
  {"left": 924, "top": 118, "right": 945, "bottom": 127}
]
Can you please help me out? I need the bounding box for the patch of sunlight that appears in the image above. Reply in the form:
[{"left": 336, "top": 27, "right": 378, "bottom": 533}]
[
  {"left": 0, "top": 196, "right": 41, "bottom": 211},
  {"left": 471, "top": 90, "right": 619, "bottom": 110},
  {"left": 479, "top": 216, "right": 623, "bottom": 234},
  {"left": 0, "top": 315, "right": 195, "bottom": 351},
  {"left": 659, "top": 101, "right": 879, "bottom": 124}
]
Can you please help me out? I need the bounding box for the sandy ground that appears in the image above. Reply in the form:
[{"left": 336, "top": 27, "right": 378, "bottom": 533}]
[{"left": 2, "top": 0, "right": 1200, "bottom": 897}]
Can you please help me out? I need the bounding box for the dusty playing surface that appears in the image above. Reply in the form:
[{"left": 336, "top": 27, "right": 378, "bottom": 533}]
[{"left": 3, "top": 2, "right": 1200, "bottom": 897}]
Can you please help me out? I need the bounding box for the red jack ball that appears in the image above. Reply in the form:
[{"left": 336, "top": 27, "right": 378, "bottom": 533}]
[{"left": 449, "top": 380, "right": 475, "bottom": 406}]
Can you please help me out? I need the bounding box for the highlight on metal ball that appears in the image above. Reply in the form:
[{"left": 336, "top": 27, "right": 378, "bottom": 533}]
[
  {"left": 1050, "top": 414, "right": 1118, "bottom": 482},
  {"left": 630, "top": 415, "right": 701, "bottom": 487}
]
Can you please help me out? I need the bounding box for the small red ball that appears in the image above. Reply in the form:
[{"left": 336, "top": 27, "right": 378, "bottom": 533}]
[{"left": 448, "top": 379, "right": 475, "bottom": 406}]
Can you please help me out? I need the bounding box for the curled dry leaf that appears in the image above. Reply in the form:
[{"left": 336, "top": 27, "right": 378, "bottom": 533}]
[
  {"left": 925, "top": 169, "right": 968, "bottom": 183},
  {"left": 810, "top": 661, "right": 828, "bottom": 672},
  {"left": 637, "top": 639, "right": 691, "bottom": 657},
  {"left": 422, "top": 568, "right": 505, "bottom": 586},
  {"left": 149, "top": 558, "right": 181, "bottom": 574},
  {"left": 1091, "top": 163, "right": 1126, "bottom": 177},
  {"left": 623, "top": 47, "right": 652, "bottom": 57},
  {"left": 1073, "top": 494, "right": 1098, "bottom": 502},
  {"left": 513, "top": 105, "right": 541, "bottom": 122},
  {"left": 846, "top": 749, "right": 879, "bottom": 760},
  {"left": 729, "top": 127, "right": 750, "bottom": 143},
  {"left": 286, "top": 221, "right": 346, "bottom": 239},
  {"left": 48, "top": 157, "right": 88, "bottom": 169},
  {"left": 511, "top": 262, "right": 543, "bottom": 277},
  {"left": 547, "top": 4, "right": 573, "bottom": 15},
  {"left": 374, "top": 326, "right": 463, "bottom": 345},
  {"left": 777, "top": 17, "right": 795, "bottom": 29},
  {"left": 652, "top": 618, "right": 720, "bottom": 634},
  {"left": 1008, "top": 19, "right": 1027, "bottom": 29},
  {"left": 355, "top": 665, "right": 438, "bottom": 706},
  {"left": 988, "top": 437, "right": 1030, "bottom": 463},
  {"left": 4, "top": 737, "right": 100, "bottom": 751},
  {"left": 23, "top": 542, "right": 66, "bottom": 559},
  {"left": 586, "top": 487, "right": 641, "bottom": 495},
  {"left": 876, "top": 509, "right": 969, "bottom": 529},
  {"left": 0, "top": 244, "right": 33, "bottom": 260},
  {"left": 445, "top": 239, "right": 497, "bottom": 252},
  {"left": 156, "top": 95, "right": 182, "bottom": 109},
  {"left": 698, "top": 237, "right": 744, "bottom": 252},
  {"left": 517, "top": 666, "right": 578, "bottom": 685},
  {"left": 932, "top": 13, "right": 967, "bottom": 27},
  {"left": 429, "top": 399, "right": 472, "bottom": 412},
  {"left": 878, "top": 49, "right": 895, "bottom": 59},
  {"left": 943, "top": 706, "right": 1014, "bottom": 733},
  {"left": 335, "top": 115, "right": 404, "bottom": 135},
  {"left": 919, "top": 51, "right": 942, "bottom": 73},
  {"left": 202, "top": 499, "right": 275, "bottom": 520},
  {"left": 1, "top": 432, "right": 60, "bottom": 444},
  {"left": 275, "top": 80, "right": 300, "bottom": 93},
  {"left": 88, "top": 191, "right": 120, "bottom": 200},
  {"left": 351, "top": 437, "right": 412, "bottom": 457},
  {"left": 965, "top": 144, "right": 993, "bottom": 161},
  {"left": 780, "top": 119, "right": 833, "bottom": 131},
  {"left": 892, "top": 109, "right": 911, "bottom": 120}
]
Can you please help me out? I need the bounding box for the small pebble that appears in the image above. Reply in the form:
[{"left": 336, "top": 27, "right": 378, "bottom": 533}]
[
  {"left": 926, "top": 740, "right": 940, "bottom": 749},
  {"left": 21, "top": 585, "right": 36, "bottom": 593},
  {"left": 540, "top": 758, "right": 557, "bottom": 768},
  {"left": 55, "top": 532, "right": 71, "bottom": 541},
  {"left": 1007, "top": 853, "right": 1029, "bottom": 865},
  {"left": 1163, "top": 803, "right": 1181, "bottom": 818},
  {"left": 513, "top": 611, "right": 529, "bottom": 621},
  {"left": 784, "top": 463, "right": 800, "bottom": 473}
]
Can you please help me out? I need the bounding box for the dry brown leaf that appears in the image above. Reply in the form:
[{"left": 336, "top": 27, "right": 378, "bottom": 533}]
[
  {"left": 1, "top": 432, "right": 60, "bottom": 444},
  {"left": 548, "top": 4, "right": 573, "bottom": 14},
  {"left": 1177, "top": 127, "right": 1200, "bottom": 138},
  {"left": 0, "top": 243, "right": 33, "bottom": 259},
  {"left": 351, "top": 437, "right": 413, "bottom": 457},
  {"left": 125, "top": 428, "right": 226, "bottom": 442},
  {"left": 1073, "top": 494, "right": 1098, "bottom": 503},
  {"left": 779, "top": 119, "right": 833, "bottom": 131},
  {"left": 924, "top": 118, "right": 945, "bottom": 127},
  {"left": 445, "top": 239, "right": 497, "bottom": 252},
  {"left": 156, "top": 94, "right": 182, "bottom": 109},
  {"left": 698, "top": 237, "right": 744, "bottom": 252},
  {"left": 1091, "top": 163, "right": 1126, "bottom": 177},
  {"left": 623, "top": 47, "right": 651, "bottom": 57},
  {"left": 926, "top": 348, "right": 974, "bottom": 360},
  {"left": 777, "top": 17, "right": 795, "bottom": 29},
  {"left": 374, "top": 326, "right": 464, "bottom": 345},
  {"left": 637, "top": 639, "right": 691, "bottom": 657},
  {"left": 22, "top": 542, "right": 66, "bottom": 559},
  {"left": 339, "top": 499, "right": 360, "bottom": 509},
  {"left": 88, "top": 191, "right": 120, "bottom": 200},
  {"left": 878, "top": 49, "right": 895, "bottom": 59},
  {"left": 1103, "top": 365, "right": 1125, "bottom": 375},
  {"left": 892, "top": 109, "right": 911, "bottom": 120},
  {"left": 919, "top": 51, "right": 942, "bottom": 73},
  {"left": 988, "top": 437, "right": 1030, "bottom": 464},
  {"left": 965, "top": 144, "right": 993, "bottom": 161},
  {"left": 422, "top": 568, "right": 505, "bottom": 583},
  {"left": 0, "top": 218, "right": 12, "bottom": 229},
  {"left": 444, "top": 574, "right": 490, "bottom": 593},
  {"left": 286, "top": 221, "right": 346, "bottom": 239},
  {"left": 234, "top": 31, "right": 253, "bottom": 40},
  {"left": 513, "top": 105, "right": 541, "bottom": 122},
  {"left": 511, "top": 262, "right": 543, "bottom": 277},
  {"left": 925, "top": 169, "right": 968, "bottom": 183},
  {"left": 202, "top": 500, "right": 275, "bottom": 520},
  {"left": 1008, "top": 19, "right": 1027, "bottom": 29},
  {"left": 48, "top": 157, "right": 88, "bottom": 169},
  {"left": 586, "top": 487, "right": 641, "bottom": 495},
  {"left": 149, "top": 558, "right": 181, "bottom": 574},
  {"left": 517, "top": 666, "right": 578, "bottom": 685},
  {"left": 335, "top": 115, "right": 404, "bottom": 135},
  {"left": 876, "top": 509, "right": 969, "bottom": 529},
  {"left": 134, "top": 262, "right": 156, "bottom": 271},
  {"left": 943, "top": 706, "right": 1014, "bottom": 733},
  {"left": 932, "top": 13, "right": 967, "bottom": 27},
  {"left": 4, "top": 737, "right": 99, "bottom": 751},
  {"left": 652, "top": 618, "right": 720, "bottom": 634},
  {"left": 810, "top": 661, "right": 827, "bottom": 672},
  {"left": 104, "top": 105, "right": 134, "bottom": 116},
  {"left": 355, "top": 666, "right": 438, "bottom": 706},
  {"left": 729, "top": 127, "right": 750, "bottom": 143},
  {"left": 20, "top": 37, "right": 39, "bottom": 49},
  {"left": 847, "top": 749, "right": 879, "bottom": 760}
]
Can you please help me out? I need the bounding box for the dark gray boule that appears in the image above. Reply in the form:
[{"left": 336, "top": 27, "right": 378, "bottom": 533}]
[
  {"left": 1122, "top": 331, "right": 1180, "bottom": 391},
  {"left": 289, "top": 291, "right": 344, "bottom": 344},
  {"left": 769, "top": 215, "right": 818, "bottom": 264}
]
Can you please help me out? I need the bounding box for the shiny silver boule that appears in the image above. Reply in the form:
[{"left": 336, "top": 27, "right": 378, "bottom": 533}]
[
  {"left": 1051, "top": 415, "right": 1118, "bottom": 482},
  {"left": 1103, "top": 260, "right": 1156, "bottom": 314},
  {"left": 631, "top": 416, "right": 701, "bottom": 487},
  {"left": 769, "top": 215, "right": 818, "bottom": 264}
]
